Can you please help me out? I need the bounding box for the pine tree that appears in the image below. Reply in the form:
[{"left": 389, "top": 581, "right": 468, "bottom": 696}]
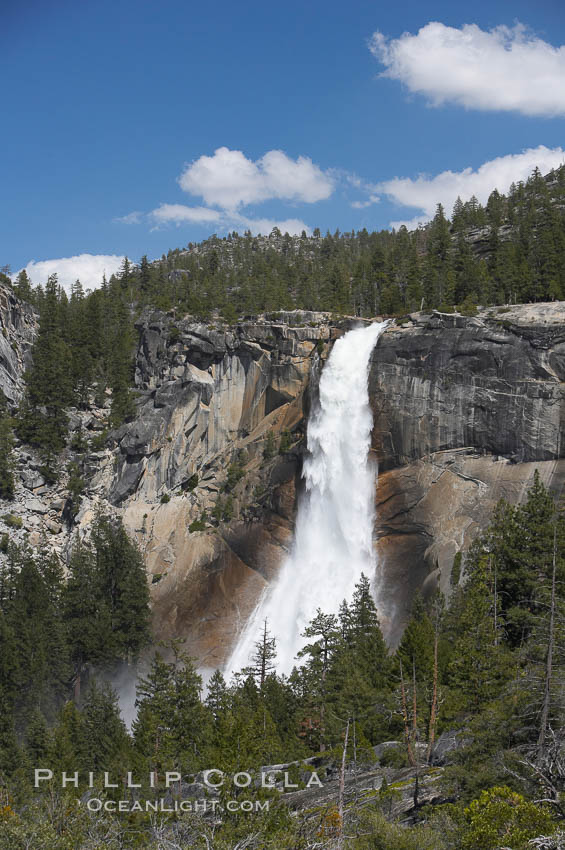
[
  {"left": 0, "top": 407, "right": 15, "bottom": 499},
  {"left": 81, "top": 680, "right": 130, "bottom": 770},
  {"left": 6, "top": 552, "right": 70, "bottom": 727},
  {"left": 63, "top": 539, "right": 111, "bottom": 700},
  {"left": 91, "top": 516, "right": 151, "bottom": 663},
  {"left": 250, "top": 619, "right": 277, "bottom": 688},
  {"left": 17, "top": 274, "right": 72, "bottom": 466},
  {"left": 108, "top": 296, "right": 135, "bottom": 426},
  {"left": 13, "top": 269, "right": 33, "bottom": 303},
  {"left": 134, "top": 648, "right": 209, "bottom": 771},
  {"left": 297, "top": 609, "right": 339, "bottom": 751},
  {"left": 25, "top": 707, "right": 51, "bottom": 763}
]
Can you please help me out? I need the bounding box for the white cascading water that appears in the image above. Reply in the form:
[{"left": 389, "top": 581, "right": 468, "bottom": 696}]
[{"left": 227, "top": 321, "right": 388, "bottom": 676}]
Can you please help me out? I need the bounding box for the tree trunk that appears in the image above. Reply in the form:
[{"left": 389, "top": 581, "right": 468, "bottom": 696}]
[
  {"left": 412, "top": 658, "right": 419, "bottom": 809},
  {"left": 427, "top": 629, "right": 439, "bottom": 764},
  {"left": 537, "top": 524, "right": 557, "bottom": 765},
  {"left": 337, "top": 717, "right": 350, "bottom": 850},
  {"left": 399, "top": 659, "right": 416, "bottom": 767}
]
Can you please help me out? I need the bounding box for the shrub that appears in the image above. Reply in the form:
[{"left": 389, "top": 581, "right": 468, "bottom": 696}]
[
  {"left": 182, "top": 473, "right": 199, "bottom": 492},
  {"left": 379, "top": 745, "right": 409, "bottom": 768},
  {"left": 224, "top": 462, "right": 244, "bottom": 492},
  {"left": 279, "top": 429, "right": 293, "bottom": 454},
  {"left": 189, "top": 513, "right": 207, "bottom": 533},
  {"left": 263, "top": 431, "right": 276, "bottom": 460},
  {"left": 90, "top": 429, "right": 108, "bottom": 451},
  {"left": 160, "top": 493, "right": 170, "bottom": 504},
  {"left": 2, "top": 514, "right": 22, "bottom": 529},
  {"left": 67, "top": 461, "right": 85, "bottom": 517},
  {"left": 212, "top": 497, "right": 234, "bottom": 523},
  {"left": 461, "top": 786, "right": 556, "bottom": 850},
  {"left": 458, "top": 295, "right": 478, "bottom": 317},
  {"left": 38, "top": 464, "right": 57, "bottom": 485},
  {"left": 451, "top": 551, "right": 462, "bottom": 586}
]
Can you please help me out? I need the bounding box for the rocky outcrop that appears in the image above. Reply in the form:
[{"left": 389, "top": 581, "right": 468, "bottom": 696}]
[
  {"left": 369, "top": 303, "right": 565, "bottom": 643},
  {"left": 0, "top": 285, "right": 37, "bottom": 404}
]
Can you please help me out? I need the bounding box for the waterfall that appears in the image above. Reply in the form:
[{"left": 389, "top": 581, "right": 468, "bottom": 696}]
[{"left": 227, "top": 321, "right": 389, "bottom": 676}]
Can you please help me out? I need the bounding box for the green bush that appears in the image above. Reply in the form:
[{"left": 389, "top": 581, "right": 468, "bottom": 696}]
[
  {"left": 458, "top": 295, "right": 478, "bottom": 317},
  {"left": 2, "top": 514, "right": 22, "bottom": 529},
  {"left": 38, "top": 464, "right": 57, "bottom": 485},
  {"left": 263, "top": 431, "right": 276, "bottom": 460},
  {"left": 461, "top": 786, "right": 556, "bottom": 850},
  {"left": 182, "top": 473, "right": 199, "bottom": 492},
  {"left": 279, "top": 429, "right": 293, "bottom": 454},
  {"left": 451, "top": 551, "right": 462, "bottom": 586},
  {"left": 67, "top": 461, "right": 85, "bottom": 519},
  {"left": 160, "top": 493, "right": 170, "bottom": 504},
  {"left": 224, "top": 462, "right": 244, "bottom": 492},
  {"left": 379, "top": 745, "right": 409, "bottom": 768},
  {"left": 212, "top": 496, "right": 234, "bottom": 523},
  {"left": 188, "top": 512, "right": 207, "bottom": 533},
  {"left": 90, "top": 429, "right": 108, "bottom": 451}
]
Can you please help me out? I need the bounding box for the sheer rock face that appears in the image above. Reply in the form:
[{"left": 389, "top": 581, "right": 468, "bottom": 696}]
[
  {"left": 108, "top": 311, "right": 334, "bottom": 667},
  {"left": 134, "top": 304, "right": 565, "bottom": 658},
  {"left": 0, "top": 286, "right": 37, "bottom": 404},
  {"left": 369, "top": 304, "right": 565, "bottom": 644},
  {"left": 5, "top": 293, "right": 565, "bottom": 662}
]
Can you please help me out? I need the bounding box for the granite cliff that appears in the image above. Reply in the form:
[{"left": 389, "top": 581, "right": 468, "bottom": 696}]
[
  {"left": 2, "top": 289, "right": 565, "bottom": 662},
  {"left": 0, "top": 286, "right": 37, "bottom": 404},
  {"left": 370, "top": 303, "right": 565, "bottom": 642}
]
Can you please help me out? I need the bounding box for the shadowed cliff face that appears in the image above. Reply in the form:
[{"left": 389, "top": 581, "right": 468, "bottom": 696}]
[{"left": 369, "top": 304, "right": 565, "bottom": 644}]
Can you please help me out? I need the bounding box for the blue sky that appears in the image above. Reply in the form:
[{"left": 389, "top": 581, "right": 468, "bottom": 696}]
[{"left": 3, "top": 0, "right": 565, "bottom": 289}]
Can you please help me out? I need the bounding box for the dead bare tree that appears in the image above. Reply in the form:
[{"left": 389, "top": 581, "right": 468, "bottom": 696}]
[
  {"left": 412, "top": 657, "right": 420, "bottom": 809},
  {"left": 399, "top": 659, "right": 416, "bottom": 767},
  {"left": 337, "top": 717, "right": 350, "bottom": 850},
  {"left": 537, "top": 525, "right": 558, "bottom": 766}
]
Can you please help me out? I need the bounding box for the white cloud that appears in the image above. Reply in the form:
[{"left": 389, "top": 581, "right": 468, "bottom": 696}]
[
  {"left": 150, "top": 204, "right": 223, "bottom": 226},
  {"left": 379, "top": 145, "right": 565, "bottom": 226},
  {"left": 346, "top": 173, "right": 380, "bottom": 209},
  {"left": 370, "top": 22, "right": 565, "bottom": 117},
  {"left": 146, "top": 204, "right": 309, "bottom": 236},
  {"left": 351, "top": 195, "right": 380, "bottom": 209},
  {"left": 17, "top": 254, "right": 124, "bottom": 293},
  {"left": 114, "top": 211, "right": 143, "bottom": 224},
  {"left": 388, "top": 215, "right": 431, "bottom": 231},
  {"left": 178, "top": 146, "right": 334, "bottom": 209}
]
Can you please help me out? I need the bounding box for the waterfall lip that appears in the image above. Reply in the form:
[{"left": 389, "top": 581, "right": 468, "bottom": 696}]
[{"left": 226, "top": 320, "right": 390, "bottom": 679}]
